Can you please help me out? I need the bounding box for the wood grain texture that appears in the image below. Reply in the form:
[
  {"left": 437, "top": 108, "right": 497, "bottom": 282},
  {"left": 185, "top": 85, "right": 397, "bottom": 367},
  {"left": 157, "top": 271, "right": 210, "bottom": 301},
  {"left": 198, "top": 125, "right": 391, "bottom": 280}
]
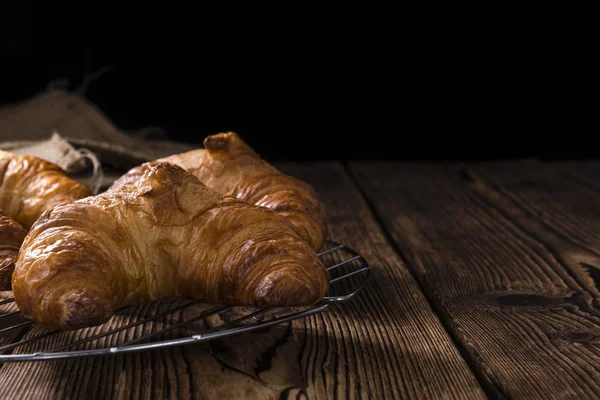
[
  {"left": 0, "top": 296, "right": 23, "bottom": 349},
  {"left": 349, "top": 160, "right": 600, "bottom": 399},
  {"left": 277, "top": 162, "right": 484, "bottom": 400},
  {"left": 0, "top": 162, "right": 485, "bottom": 400}
]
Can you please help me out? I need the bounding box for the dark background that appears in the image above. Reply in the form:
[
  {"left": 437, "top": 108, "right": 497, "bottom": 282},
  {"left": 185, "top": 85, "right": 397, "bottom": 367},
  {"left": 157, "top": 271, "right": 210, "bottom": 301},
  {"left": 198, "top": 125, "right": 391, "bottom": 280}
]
[{"left": 0, "top": 5, "right": 593, "bottom": 161}]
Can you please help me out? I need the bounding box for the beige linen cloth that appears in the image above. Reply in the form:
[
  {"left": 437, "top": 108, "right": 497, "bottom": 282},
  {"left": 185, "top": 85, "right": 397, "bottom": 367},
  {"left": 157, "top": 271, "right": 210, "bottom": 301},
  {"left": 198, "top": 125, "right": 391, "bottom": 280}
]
[
  {"left": 0, "top": 89, "right": 196, "bottom": 192},
  {"left": 0, "top": 89, "right": 194, "bottom": 160}
]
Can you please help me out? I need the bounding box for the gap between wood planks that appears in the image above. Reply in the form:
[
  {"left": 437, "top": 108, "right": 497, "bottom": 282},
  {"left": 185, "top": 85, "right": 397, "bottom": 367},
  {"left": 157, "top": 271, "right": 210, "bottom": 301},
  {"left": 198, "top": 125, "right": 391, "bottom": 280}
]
[
  {"left": 342, "top": 161, "right": 506, "bottom": 399},
  {"left": 455, "top": 162, "right": 600, "bottom": 286},
  {"left": 346, "top": 158, "right": 600, "bottom": 399},
  {"left": 459, "top": 160, "right": 600, "bottom": 395},
  {"left": 277, "top": 161, "right": 486, "bottom": 400}
]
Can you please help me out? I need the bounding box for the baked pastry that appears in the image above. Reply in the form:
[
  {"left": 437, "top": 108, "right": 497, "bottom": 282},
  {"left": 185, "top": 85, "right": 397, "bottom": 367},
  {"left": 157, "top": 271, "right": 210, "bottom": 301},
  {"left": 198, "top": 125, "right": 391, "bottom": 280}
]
[
  {"left": 13, "top": 163, "right": 330, "bottom": 330},
  {"left": 0, "top": 150, "right": 93, "bottom": 290},
  {"left": 0, "top": 150, "right": 93, "bottom": 230},
  {"left": 110, "top": 132, "right": 327, "bottom": 251},
  {"left": 0, "top": 209, "right": 27, "bottom": 290}
]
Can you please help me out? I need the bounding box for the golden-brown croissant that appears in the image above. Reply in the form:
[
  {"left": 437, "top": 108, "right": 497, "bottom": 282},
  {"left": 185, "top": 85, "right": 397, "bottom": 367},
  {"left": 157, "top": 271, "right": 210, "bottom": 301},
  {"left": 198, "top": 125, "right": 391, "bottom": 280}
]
[
  {"left": 13, "top": 162, "right": 330, "bottom": 331},
  {"left": 0, "top": 150, "right": 93, "bottom": 290},
  {"left": 0, "top": 209, "right": 27, "bottom": 290},
  {"left": 0, "top": 150, "right": 93, "bottom": 230},
  {"left": 109, "top": 132, "right": 327, "bottom": 251}
]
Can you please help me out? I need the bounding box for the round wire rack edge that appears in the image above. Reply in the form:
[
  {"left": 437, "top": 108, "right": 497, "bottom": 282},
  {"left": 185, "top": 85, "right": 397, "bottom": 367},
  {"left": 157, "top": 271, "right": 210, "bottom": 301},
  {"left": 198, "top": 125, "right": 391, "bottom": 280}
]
[{"left": 0, "top": 240, "right": 370, "bottom": 363}]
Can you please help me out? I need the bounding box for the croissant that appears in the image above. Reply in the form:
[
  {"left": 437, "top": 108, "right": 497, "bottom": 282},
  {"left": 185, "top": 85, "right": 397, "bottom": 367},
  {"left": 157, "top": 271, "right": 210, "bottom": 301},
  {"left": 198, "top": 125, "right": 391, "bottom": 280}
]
[
  {"left": 110, "top": 132, "right": 327, "bottom": 251},
  {"left": 0, "top": 150, "right": 93, "bottom": 229},
  {"left": 0, "top": 150, "right": 93, "bottom": 290},
  {"left": 13, "top": 162, "right": 330, "bottom": 330},
  {"left": 0, "top": 209, "right": 27, "bottom": 290}
]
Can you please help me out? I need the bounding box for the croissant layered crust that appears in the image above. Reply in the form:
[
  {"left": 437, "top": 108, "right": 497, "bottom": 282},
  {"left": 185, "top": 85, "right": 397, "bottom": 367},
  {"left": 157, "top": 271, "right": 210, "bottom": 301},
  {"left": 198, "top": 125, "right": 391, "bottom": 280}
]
[
  {"left": 13, "top": 163, "right": 330, "bottom": 330},
  {"left": 0, "top": 209, "right": 27, "bottom": 289},
  {"left": 0, "top": 150, "right": 93, "bottom": 290},
  {"left": 0, "top": 150, "right": 93, "bottom": 230},
  {"left": 110, "top": 132, "right": 327, "bottom": 251}
]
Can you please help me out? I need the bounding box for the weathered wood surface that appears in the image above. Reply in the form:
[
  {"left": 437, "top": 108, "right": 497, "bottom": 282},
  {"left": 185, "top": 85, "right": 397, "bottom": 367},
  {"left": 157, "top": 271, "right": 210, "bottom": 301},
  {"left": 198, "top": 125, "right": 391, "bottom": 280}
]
[
  {"left": 349, "top": 160, "right": 600, "bottom": 399},
  {"left": 278, "top": 162, "right": 484, "bottom": 399},
  {"left": 0, "top": 162, "right": 485, "bottom": 400},
  {"left": 5, "top": 88, "right": 600, "bottom": 398}
]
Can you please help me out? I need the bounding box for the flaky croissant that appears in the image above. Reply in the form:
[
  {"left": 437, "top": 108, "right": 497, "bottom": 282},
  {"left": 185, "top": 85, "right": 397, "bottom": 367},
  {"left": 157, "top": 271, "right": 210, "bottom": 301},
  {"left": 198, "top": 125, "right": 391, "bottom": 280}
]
[
  {"left": 13, "top": 162, "right": 330, "bottom": 330},
  {"left": 0, "top": 150, "right": 93, "bottom": 290},
  {"left": 0, "top": 150, "right": 93, "bottom": 230},
  {"left": 0, "top": 209, "right": 27, "bottom": 290},
  {"left": 110, "top": 132, "right": 327, "bottom": 251}
]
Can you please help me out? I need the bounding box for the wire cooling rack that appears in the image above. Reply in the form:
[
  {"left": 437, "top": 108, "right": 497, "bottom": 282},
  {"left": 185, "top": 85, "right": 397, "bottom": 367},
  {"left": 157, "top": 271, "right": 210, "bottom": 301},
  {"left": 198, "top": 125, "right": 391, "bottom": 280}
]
[{"left": 0, "top": 241, "right": 370, "bottom": 363}]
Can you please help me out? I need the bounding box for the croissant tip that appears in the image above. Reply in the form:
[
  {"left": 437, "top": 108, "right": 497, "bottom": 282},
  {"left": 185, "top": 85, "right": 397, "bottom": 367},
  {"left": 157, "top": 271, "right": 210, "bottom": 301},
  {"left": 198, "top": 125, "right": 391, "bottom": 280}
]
[
  {"left": 204, "top": 132, "right": 238, "bottom": 151},
  {"left": 59, "top": 291, "right": 113, "bottom": 330},
  {"left": 253, "top": 271, "right": 329, "bottom": 308}
]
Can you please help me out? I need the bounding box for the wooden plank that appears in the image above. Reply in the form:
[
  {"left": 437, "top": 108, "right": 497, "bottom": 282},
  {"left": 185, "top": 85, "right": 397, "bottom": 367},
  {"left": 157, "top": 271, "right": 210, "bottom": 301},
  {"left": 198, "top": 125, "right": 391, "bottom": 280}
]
[
  {"left": 0, "top": 162, "right": 485, "bottom": 400},
  {"left": 277, "top": 162, "right": 485, "bottom": 400},
  {"left": 464, "top": 159, "right": 600, "bottom": 274},
  {"left": 0, "top": 298, "right": 23, "bottom": 349},
  {"left": 349, "top": 160, "right": 600, "bottom": 399},
  {"left": 553, "top": 160, "right": 600, "bottom": 193}
]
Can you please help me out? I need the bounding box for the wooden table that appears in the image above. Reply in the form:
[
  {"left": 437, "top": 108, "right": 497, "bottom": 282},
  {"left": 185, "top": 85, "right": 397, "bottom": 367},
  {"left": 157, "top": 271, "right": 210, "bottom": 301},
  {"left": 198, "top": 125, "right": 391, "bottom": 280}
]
[
  {"left": 3, "top": 157, "right": 600, "bottom": 399},
  {"left": 2, "top": 92, "right": 600, "bottom": 399}
]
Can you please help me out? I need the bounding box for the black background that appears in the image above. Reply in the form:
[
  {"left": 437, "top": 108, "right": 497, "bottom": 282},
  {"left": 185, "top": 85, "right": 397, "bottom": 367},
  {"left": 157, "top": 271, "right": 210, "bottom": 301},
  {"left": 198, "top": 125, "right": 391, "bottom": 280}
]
[{"left": 0, "top": 5, "right": 593, "bottom": 161}]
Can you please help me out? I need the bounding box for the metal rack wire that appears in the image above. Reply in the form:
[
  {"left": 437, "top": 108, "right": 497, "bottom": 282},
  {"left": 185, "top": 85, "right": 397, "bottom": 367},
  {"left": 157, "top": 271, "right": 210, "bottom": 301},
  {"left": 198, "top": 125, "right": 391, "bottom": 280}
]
[{"left": 0, "top": 240, "right": 370, "bottom": 363}]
